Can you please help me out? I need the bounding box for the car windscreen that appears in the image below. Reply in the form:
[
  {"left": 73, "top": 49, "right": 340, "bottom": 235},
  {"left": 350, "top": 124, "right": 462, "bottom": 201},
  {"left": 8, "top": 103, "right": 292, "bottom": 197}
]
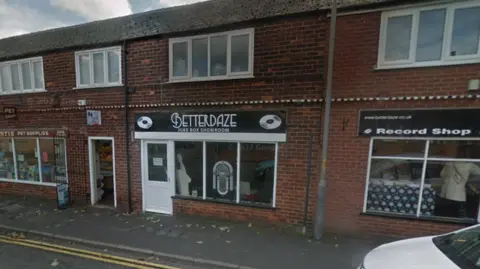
[{"left": 433, "top": 226, "right": 480, "bottom": 268}]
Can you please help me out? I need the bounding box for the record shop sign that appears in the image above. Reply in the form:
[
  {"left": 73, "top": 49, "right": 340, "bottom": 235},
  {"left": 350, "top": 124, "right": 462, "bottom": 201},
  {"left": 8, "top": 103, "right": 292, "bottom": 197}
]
[
  {"left": 358, "top": 109, "right": 480, "bottom": 137},
  {"left": 135, "top": 111, "right": 286, "bottom": 134}
]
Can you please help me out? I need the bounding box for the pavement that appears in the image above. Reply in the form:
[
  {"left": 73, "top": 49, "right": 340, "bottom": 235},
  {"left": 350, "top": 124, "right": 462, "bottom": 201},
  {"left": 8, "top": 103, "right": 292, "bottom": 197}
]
[{"left": 0, "top": 194, "right": 395, "bottom": 269}]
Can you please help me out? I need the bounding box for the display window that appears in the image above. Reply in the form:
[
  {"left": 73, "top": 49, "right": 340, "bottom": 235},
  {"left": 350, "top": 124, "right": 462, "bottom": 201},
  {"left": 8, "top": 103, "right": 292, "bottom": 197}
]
[
  {"left": 0, "top": 138, "right": 67, "bottom": 184},
  {"left": 365, "top": 138, "right": 480, "bottom": 222},
  {"left": 206, "top": 142, "right": 238, "bottom": 202},
  {"left": 0, "top": 139, "right": 15, "bottom": 180},
  {"left": 174, "top": 141, "right": 278, "bottom": 207}
]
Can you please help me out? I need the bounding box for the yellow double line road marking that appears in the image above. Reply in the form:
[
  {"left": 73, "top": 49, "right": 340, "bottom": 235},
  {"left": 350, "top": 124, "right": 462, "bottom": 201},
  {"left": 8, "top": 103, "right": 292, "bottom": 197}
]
[{"left": 0, "top": 235, "right": 181, "bottom": 269}]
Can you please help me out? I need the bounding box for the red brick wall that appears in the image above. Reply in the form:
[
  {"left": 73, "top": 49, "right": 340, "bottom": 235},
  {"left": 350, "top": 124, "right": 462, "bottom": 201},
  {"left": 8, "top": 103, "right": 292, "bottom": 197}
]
[
  {"left": 332, "top": 12, "right": 480, "bottom": 98},
  {"left": 0, "top": 13, "right": 326, "bottom": 226},
  {"left": 0, "top": 181, "right": 57, "bottom": 198},
  {"left": 324, "top": 10, "right": 480, "bottom": 237},
  {"left": 127, "top": 14, "right": 326, "bottom": 103}
]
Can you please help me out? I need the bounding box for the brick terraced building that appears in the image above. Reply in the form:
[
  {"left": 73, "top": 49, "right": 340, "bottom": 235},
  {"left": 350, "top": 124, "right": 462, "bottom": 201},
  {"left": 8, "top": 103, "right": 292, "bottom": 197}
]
[{"left": 0, "top": 0, "right": 479, "bottom": 237}]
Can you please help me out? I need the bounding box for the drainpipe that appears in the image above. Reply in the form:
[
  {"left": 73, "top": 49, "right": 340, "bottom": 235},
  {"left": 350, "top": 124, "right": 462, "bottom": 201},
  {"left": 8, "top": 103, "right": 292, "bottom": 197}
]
[
  {"left": 123, "top": 40, "right": 133, "bottom": 213},
  {"left": 314, "top": 0, "right": 337, "bottom": 240}
]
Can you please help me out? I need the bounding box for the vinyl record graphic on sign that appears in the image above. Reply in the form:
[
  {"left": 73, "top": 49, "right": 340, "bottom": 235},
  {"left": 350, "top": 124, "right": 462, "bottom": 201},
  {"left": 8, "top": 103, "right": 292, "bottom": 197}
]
[
  {"left": 137, "top": 116, "right": 153, "bottom": 129},
  {"left": 259, "top": 115, "right": 282, "bottom": 130}
]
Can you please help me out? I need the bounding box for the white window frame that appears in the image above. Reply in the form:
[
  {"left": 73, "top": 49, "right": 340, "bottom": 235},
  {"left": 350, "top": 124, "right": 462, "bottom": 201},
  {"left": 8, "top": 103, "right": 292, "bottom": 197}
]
[
  {"left": 148, "top": 140, "right": 278, "bottom": 207},
  {"left": 363, "top": 137, "right": 480, "bottom": 222},
  {"left": 74, "top": 46, "right": 122, "bottom": 89},
  {"left": 0, "top": 137, "right": 68, "bottom": 187},
  {"left": 377, "top": 1, "right": 480, "bottom": 69},
  {"left": 0, "top": 57, "right": 45, "bottom": 95},
  {"left": 169, "top": 28, "right": 255, "bottom": 82}
]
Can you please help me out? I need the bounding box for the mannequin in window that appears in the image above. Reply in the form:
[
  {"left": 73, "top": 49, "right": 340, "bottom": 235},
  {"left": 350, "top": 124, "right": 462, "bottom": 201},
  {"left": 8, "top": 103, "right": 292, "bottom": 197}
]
[
  {"left": 176, "top": 153, "right": 191, "bottom": 196},
  {"left": 439, "top": 145, "right": 480, "bottom": 218}
]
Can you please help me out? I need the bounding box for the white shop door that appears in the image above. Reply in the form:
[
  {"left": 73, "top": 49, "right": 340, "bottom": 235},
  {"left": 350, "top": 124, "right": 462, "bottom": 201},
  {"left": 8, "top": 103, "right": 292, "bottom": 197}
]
[{"left": 143, "top": 141, "right": 175, "bottom": 214}]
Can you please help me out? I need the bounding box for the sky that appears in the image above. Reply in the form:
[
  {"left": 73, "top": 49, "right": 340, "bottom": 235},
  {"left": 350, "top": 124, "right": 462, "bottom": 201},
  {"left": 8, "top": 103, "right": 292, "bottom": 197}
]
[{"left": 0, "top": 0, "right": 207, "bottom": 39}]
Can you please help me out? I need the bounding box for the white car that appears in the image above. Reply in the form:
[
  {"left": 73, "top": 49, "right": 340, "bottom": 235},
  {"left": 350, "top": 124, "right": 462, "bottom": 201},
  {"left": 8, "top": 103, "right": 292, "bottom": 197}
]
[{"left": 359, "top": 224, "right": 480, "bottom": 269}]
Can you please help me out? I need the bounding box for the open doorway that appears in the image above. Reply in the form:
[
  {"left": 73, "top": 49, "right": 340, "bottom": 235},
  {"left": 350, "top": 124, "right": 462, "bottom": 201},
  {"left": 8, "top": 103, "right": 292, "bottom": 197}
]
[{"left": 88, "top": 137, "right": 116, "bottom": 208}]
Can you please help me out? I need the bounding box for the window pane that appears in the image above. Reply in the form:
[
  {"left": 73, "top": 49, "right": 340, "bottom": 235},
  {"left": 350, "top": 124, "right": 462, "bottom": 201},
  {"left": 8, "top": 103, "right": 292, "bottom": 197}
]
[
  {"left": 93, "top": 53, "right": 105, "bottom": 84},
  {"left": 421, "top": 160, "right": 480, "bottom": 219},
  {"left": 384, "top": 15, "right": 413, "bottom": 61},
  {"left": 148, "top": 143, "right": 168, "bottom": 182},
  {"left": 210, "top": 35, "right": 227, "bottom": 76},
  {"left": 39, "top": 139, "right": 67, "bottom": 183},
  {"left": 416, "top": 9, "right": 446, "bottom": 62},
  {"left": 240, "top": 143, "right": 275, "bottom": 205},
  {"left": 79, "top": 54, "right": 90, "bottom": 85},
  {"left": 54, "top": 139, "right": 67, "bottom": 183},
  {"left": 15, "top": 139, "right": 40, "bottom": 182},
  {"left": 172, "top": 42, "right": 188, "bottom": 77},
  {"left": 175, "top": 142, "right": 203, "bottom": 197},
  {"left": 192, "top": 38, "right": 208, "bottom": 77},
  {"left": 33, "top": 61, "right": 44, "bottom": 89},
  {"left": 1, "top": 65, "right": 12, "bottom": 91},
  {"left": 429, "top": 141, "right": 480, "bottom": 159},
  {"left": 372, "top": 139, "right": 425, "bottom": 158},
  {"left": 366, "top": 158, "right": 424, "bottom": 216},
  {"left": 21, "top": 62, "right": 32, "bottom": 90},
  {"left": 206, "top": 142, "right": 237, "bottom": 202},
  {"left": 107, "top": 50, "right": 120, "bottom": 83},
  {"left": 231, "top": 34, "right": 250, "bottom": 73},
  {"left": 0, "top": 139, "right": 15, "bottom": 180},
  {"left": 450, "top": 7, "right": 480, "bottom": 57},
  {"left": 10, "top": 64, "right": 21, "bottom": 91}
]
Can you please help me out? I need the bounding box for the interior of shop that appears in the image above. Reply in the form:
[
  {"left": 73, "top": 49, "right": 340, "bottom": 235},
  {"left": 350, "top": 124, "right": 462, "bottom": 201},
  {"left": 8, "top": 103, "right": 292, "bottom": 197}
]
[
  {"left": 366, "top": 139, "right": 480, "bottom": 220},
  {"left": 91, "top": 140, "right": 115, "bottom": 207}
]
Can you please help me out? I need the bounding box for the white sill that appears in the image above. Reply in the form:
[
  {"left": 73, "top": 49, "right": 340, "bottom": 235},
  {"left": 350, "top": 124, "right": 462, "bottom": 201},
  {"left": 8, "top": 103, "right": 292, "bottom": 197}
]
[
  {"left": 375, "top": 58, "right": 480, "bottom": 71},
  {"left": 0, "top": 89, "right": 47, "bottom": 95},
  {"left": 73, "top": 84, "right": 124, "bottom": 90},
  {"left": 168, "top": 75, "right": 255, "bottom": 84},
  {"left": 0, "top": 178, "right": 57, "bottom": 187}
]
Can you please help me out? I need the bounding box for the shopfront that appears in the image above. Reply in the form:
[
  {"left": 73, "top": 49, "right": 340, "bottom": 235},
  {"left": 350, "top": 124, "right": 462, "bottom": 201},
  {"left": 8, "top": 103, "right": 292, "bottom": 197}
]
[
  {"left": 0, "top": 129, "right": 68, "bottom": 185},
  {"left": 134, "top": 110, "right": 287, "bottom": 215},
  {"left": 359, "top": 108, "right": 480, "bottom": 225}
]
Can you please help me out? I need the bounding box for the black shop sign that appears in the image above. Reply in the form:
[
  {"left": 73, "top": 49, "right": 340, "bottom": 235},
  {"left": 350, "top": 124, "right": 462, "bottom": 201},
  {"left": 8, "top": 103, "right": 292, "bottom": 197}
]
[
  {"left": 135, "top": 111, "right": 286, "bottom": 134},
  {"left": 358, "top": 109, "right": 480, "bottom": 137}
]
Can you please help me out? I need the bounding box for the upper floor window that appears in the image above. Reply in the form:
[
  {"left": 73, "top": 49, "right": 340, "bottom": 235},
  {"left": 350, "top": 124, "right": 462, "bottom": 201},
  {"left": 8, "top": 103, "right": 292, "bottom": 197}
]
[
  {"left": 75, "top": 47, "right": 122, "bottom": 88},
  {"left": 0, "top": 57, "right": 45, "bottom": 95},
  {"left": 169, "top": 28, "right": 254, "bottom": 82},
  {"left": 378, "top": 1, "right": 480, "bottom": 69}
]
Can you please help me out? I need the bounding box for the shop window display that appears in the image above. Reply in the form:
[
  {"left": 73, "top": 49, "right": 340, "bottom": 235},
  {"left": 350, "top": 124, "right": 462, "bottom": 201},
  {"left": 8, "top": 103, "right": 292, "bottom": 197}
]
[
  {"left": 365, "top": 139, "right": 480, "bottom": 221},
  {"left": 15, "top": 139, "right": 40, "bottom": 182},
  {"left": 0, "top": 138, "right": 67, "bottom": 184},
  {"left": 239, "top": 143, "right": 275, "bottom": 205},
  {"left": 39, "top": 139, "right": 67, "bottom": 183},
  {"left": 206, "top": 142, "right": 237, "bottom": 202},
  {"left": 53, "top": 139, "right": 67, "bottom": 183},
  {"left": 0, "top": 139, "right": 15, "bottom": 180},
  {"left": 175, "top": 142, "right": 203, "bottom": 197},
  {"left": 173, "top": 141, "right": 279, "bottom": 207},
  {"left": 367, "top": 158, "right": 426, "bottom": 216}
]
